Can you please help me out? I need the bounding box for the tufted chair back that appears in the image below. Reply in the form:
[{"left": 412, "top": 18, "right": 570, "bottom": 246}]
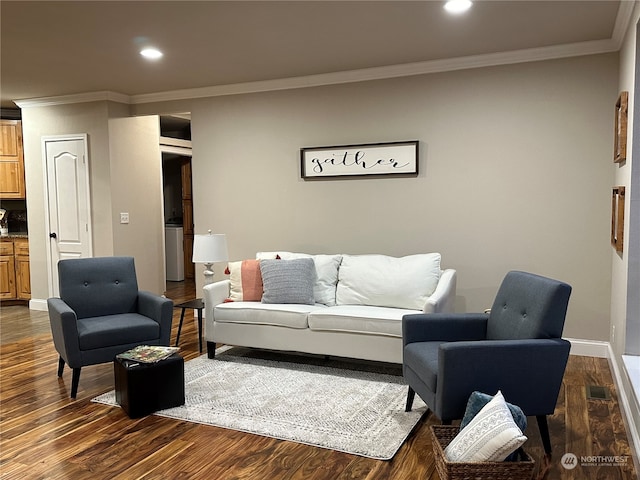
[
  {"left": 486, "top": 270, "right": 572, "bottom": 340},
  {"left": 58, "top": 256, "right": 139, "bottom": 319}
]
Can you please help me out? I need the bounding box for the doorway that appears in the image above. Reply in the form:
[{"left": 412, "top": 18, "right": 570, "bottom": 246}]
[
  {"left": 162, "top": 152, "right": 194, "bottom": 281},
  {"left": 43, "top": 134, "right": 92, "bottom": 297},
  {"left": 160, "top": 114, "right": 194, "bottom": 283}
]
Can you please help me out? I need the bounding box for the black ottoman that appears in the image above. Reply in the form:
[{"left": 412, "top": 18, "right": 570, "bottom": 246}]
[{"left": 114, "top": 353, "right": 185, "bottom": 418}]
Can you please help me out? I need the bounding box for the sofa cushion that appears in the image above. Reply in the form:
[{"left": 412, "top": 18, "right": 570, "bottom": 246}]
[
  {"left": 336, "top": 253, "right": 441, "bottom": 310},
  {"left": 260, "top": 258, "right": 317, "bottom": 305},
  {"left": 308, "top": 305, "right": 418, "bottom": 337},
  {"left": 226, "top": 259, "right": 263, "bottom": 302},
  {"left": 214, "top": 301, "right": 325, "bottom": 329},
  {"left": 77, "top": 313, "right": 160, "bottom": 350}
]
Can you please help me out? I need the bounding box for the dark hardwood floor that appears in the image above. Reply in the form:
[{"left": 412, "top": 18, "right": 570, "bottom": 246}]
[{"left": 0, "top": 281, "right": 637, "bottom": 479}]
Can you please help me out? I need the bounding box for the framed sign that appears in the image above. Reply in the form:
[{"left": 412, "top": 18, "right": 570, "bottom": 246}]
[
  {"left": 611, "top": 186, "right": 625, "bottom": 252},
  {"left": 614, "top": 92, "right": 628, "bottom": 163},
  {"left": 301, "top": 140, "right": 418, "bottom": 179}
]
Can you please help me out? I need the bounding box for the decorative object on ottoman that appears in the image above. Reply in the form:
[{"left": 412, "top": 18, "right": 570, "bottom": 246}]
[
  {"left": 114, "top": 350, "right": 185, "bottom": 418},
  {"left": 431, "top": 425, "right": 534, "bottom": 480}
]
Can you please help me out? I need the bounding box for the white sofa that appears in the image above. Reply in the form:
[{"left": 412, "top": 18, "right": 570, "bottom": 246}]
[{"left": 203, "top": 252, "right": 456, "bottom": 364}]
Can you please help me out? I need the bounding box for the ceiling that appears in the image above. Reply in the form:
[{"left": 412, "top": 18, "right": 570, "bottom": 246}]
[{"left": 0, "top": 1, "right": 633, "bottom": 109}]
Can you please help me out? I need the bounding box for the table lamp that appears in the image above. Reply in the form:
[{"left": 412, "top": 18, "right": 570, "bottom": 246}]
[{"left": 192, "top": 230, "right": 228, "bottom": 285}]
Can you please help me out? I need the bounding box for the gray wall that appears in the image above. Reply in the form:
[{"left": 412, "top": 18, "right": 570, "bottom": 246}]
[
  {"left": 21, "top": 103, "right": 166, "bottom": 299},
  {"left": 22, "top": 101, "right": 115, "bottom": 301},
  {"left": 20, "top": 53, "right": 619, "bottom": 343},
  {"left": 108, "top": 116, "right": 165, "bottom": 295},
  {"left": 190, "top": 53, "right": 618, "bottom": 341}
]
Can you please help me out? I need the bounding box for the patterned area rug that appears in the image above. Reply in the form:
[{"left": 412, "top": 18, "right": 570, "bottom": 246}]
[{"left": 92, "top": 347, "right": 427, "bottom": 460}]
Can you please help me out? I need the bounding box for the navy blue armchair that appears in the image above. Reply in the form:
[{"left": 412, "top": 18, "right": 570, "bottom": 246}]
[
  {"left": 402, "top": 270, "right": 571, "bottom": 454},
  {"left": 48, "top": 257, "right": 173, "bottom": 398}
]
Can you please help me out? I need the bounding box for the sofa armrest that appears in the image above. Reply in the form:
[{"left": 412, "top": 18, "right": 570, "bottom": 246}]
[
  {"left": 203, "top": 280, "right": 230, "bottom": 342},
  {"left": 403, "top": 312, "right": 488, "bottom": 346},
  {"left": 423, "top": 269, "right": 457, "bottom": 313},
  {"left": 203, "top": 278, "right": 230, "bottom": 316},
  {"left": 47, "top": 297, "right": 82, "bottom": 367},
  {"left": 437, "top": 338, "right": 571, "bottom": 419},
  {"left": 203, "top": 279, "right": 230, "bottom": 307},
  {"left": 138, "top": 291, "right": 174, "bottom": 346}
]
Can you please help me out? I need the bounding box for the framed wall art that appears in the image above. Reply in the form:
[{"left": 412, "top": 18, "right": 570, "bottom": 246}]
[
  {"left": 611, "top": 186, "right": 625, "bottom": 252},
  {"left": 614, "top": 91, "right": 628, "bottom": 163},
  {"left": 301, "top": 140, "right": 418, "bottom": 179}
]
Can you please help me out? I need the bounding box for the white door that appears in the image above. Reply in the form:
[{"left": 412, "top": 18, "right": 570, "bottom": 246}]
[{"left": 43, "top": 135, "right": 92, "bottom": 297}]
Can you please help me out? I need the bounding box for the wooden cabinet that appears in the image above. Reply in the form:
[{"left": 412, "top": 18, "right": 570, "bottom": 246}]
[
  {"left": 0, "top": 120, "right": 26, "bottom": 199},
  {"left": 0, "top": 238, "right": 30, "bottom": 300},
  {"left": 0, "top": 241, "right": 16, "bottom": 299},
  {"left": 14, "top": 238, "right": 30, "bottom": 300},
  {"left": 181, "top": 159, "right": 195, "bottom": 279}
]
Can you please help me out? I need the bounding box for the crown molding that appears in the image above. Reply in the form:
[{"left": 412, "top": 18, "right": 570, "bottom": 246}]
[
  {"left": 612, "top": 0, "right": 637, "bottom": 50},
  {"left": 14, "top": 91, "right": 131, "bottom": 108},
  {"left": 14, "top": 2, "right": 632, "bottom": 110},
  {"left": 129, "top": 38, "right": 619, "bottom": 105}
]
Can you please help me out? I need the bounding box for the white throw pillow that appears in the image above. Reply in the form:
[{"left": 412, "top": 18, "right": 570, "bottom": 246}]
[
  {"left": 335, "top": 253, "right": 441, "bottom": 310},
  {"left": 256, "top": 251, "right": 286, "bottom": 260},
  {"left": 444, "top": 390, "right": 528, "bottom": 462}
]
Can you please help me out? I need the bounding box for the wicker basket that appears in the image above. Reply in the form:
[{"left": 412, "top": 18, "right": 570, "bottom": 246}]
[{"left": 430, "top": 425, "right": 535, "bottom": 480}]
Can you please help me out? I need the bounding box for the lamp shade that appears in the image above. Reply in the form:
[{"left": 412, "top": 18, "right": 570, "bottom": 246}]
[{"left": 192, "top": 232, "right": 228, "bottom": 264}]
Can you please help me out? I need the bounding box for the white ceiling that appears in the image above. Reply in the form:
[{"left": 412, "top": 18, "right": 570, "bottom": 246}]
[{"left": 0, "top": 1, "right": 633, "bottom": 109}]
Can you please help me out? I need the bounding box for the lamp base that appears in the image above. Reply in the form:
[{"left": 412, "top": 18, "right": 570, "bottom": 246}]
[{"left": 203, "top": 263, "right": 215, "bottom": 286}]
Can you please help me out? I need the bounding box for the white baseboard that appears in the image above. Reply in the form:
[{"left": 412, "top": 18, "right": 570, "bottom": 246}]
[
  {"left": 608, "top": 345, "right": 640, "bottom": 473},
  {"left": 29, "top": 298, "right": 48, "bottom": 311},
  {"left": 566, "top": 337, "right": 610, "bottom": 358},
  {"left": 536, "top": 338, "right": 639, "bottom": 466}
]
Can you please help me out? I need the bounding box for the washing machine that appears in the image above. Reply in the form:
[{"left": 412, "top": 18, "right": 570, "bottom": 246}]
[{"left": 165, "top": 226, "right": 184, "bottom": 281}]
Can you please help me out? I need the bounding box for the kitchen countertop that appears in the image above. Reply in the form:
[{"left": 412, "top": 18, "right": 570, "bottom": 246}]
[{"left": 1, "top": 233, "right": 28, "bottom": 239}]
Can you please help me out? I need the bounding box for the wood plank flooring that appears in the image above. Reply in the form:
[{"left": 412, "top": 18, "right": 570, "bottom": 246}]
[{"left": 0, "top": 281, "right": 637, "bottom": 479}]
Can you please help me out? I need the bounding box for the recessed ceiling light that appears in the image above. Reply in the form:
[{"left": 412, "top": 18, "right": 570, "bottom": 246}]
[
  {"left": 444, "top": 0, "right": 473, "bottom": 14},
  {"left": 140, "top": 48, "right": 163, "bottom": 60}
]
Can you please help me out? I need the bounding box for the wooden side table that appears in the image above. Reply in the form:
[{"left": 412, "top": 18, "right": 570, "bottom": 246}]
[{"left": 174, "top": 298, "right": 204, "bottom": 352}]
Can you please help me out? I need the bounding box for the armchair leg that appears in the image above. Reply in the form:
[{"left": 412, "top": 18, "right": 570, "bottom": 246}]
[
  {"left": 57, "top": 357, "right": 65, "bottom": 377},
  {"left": 405, "top": 386, "right": 416, "bottom": 412},
  {"left": 537, "top": 415, "right": 552, "bottom": 454},
  {"left": 207, "top": 341, "right": 216, "bottom": 359},
  {"left": 70, "top": 368, "right": 81, "bottom": 399}
]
